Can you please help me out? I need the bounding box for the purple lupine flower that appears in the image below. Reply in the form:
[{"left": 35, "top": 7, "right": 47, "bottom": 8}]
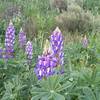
[
  {"left": 82, "top": 35, "right": 88, "bottom": 48},
  {"left": 5, "top": 20, "right": 15, "bottom": 58},
  {"left": 19, "top": 28, "right": 27, "bottom": 49},
  {"left": 50, "top": 27, "right": 64, "bottom": 66},
  {"left": 50, "top": 27, "right": 64, "bottom": 74},
  {"left": 34, "top": 54, "right": 57, "bottom": 80},
  {"left": 35, "top": 28, "right": 65, "bottom": 80},
  {"left": 25, "top": 41, "right": 33, "bottom": 60},
  {"left": 34, "top": 39, "right": 58, "bottom": 80}
]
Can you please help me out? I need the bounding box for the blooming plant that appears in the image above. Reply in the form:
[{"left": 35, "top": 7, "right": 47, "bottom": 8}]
[
  {"left": 0, "top": 21, "right": 15, "bottom": 59},
  {"left": 34, "top": 27, "right": 64, "bottom": 80},
  {"left": 0, "top": 20, "right": 99, "bottom": 100},
  {"left": 50, "top": 27, "right": 64, "bottom": 66},
  {"left": 34, "top": 39, "right": 57, "bottom": 79},
  {"left": 82, "top": 35, "right": 88, "bottom": 48},
  {"left": 25, "top": 41, "right": 33, "bottom": 66},
  {"left": 5, "top": 21, "right": 15, "bottom": 53},
  {"left": 50, "top": 27, "right": 64, "bottom": 73},
  {"left": 19, "top": 28, "right": 27, "bottom": 49}
]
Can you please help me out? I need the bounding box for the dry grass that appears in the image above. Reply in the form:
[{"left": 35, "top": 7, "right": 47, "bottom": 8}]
[{"left": 64, "top": 32, "right": 81, "bottom": 44}]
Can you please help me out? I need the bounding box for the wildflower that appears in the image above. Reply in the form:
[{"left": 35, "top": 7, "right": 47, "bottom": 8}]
[
  {"left": 19, "top": 28, "right": 26, "bottom": 49},
  {"left": 50, "top": 27, "right": 64, "bottom": 74},
  {"left": 34, "top": 54, "right": 57, "bottom": 80},
  {"left": 25, "top": 41, "right": 33, "bottom": 60},
  {"left": 34, "top": 39, "right": 57, "bottom": 80},
  {"left": 82, "top": 35, "right": 88, "bottom": 48},
  {"left": 50, "top": 27, "right": 64, "bottom": 66},
  {"left": 5, "top": 20, "right": 15, "bottom": 58},
  {"left": 35, "top": 27, "right": 65, "bottom": 80},
  {"left": 3, "top": 48, "right": 14, "bottom": 59}
]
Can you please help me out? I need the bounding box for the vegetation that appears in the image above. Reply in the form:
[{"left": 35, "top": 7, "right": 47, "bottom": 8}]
[{"left": 0, "top": 0, "right": 100, "bottom": 100}]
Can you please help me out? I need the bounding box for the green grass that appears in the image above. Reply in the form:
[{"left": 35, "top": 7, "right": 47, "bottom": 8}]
[{"left": 0, "top": 0, "right": 100, "bottom": 100}]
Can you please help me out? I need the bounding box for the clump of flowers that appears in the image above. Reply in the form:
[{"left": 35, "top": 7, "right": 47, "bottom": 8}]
[
  {"left": 34, "top": 39, "right": 58, "bottom": 80},
  {"left": 50, "top": 27, "right": 64, "bottom": 71},
  {"left": 82, "top": 35, "right": 88, "bottom": 48},
  {"left": 5, "top": 20, "right": 15, "bottom": 58},
  {"left": 25, "top": 41, "right": 33, "bottom": 61},
  {"left": 19, "top": 28, "right": 27, "bottom": 49},
  {"left": 34, "top": 27, "right": 64, "bottom": 80},
  {"left": 34, "top": 54, "right": 58, "bottom": 80}
]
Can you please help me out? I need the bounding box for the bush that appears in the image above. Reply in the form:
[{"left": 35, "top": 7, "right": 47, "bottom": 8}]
[
  {"left": 55, "top": 5, "right": 93, "bottom": 33},
  {"left": 67, "top": 0, "right": 83, "bottom": 7},
  {"left": 50, "top": 0, "right": 68, "bottom": 12}
]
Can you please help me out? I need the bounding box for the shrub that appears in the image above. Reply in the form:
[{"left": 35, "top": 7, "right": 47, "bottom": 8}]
[
  {"left": 50, "top": 0, "right": 68, "bottom": 13},
  {"left": 55, "top": 4, "right": 93, "bottom": 33},
  {"left": 67, "top": 0, "right": 83, "bottom": 7}
]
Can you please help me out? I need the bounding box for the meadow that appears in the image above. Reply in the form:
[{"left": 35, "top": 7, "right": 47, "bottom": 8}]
[{"left": 0, "top": 0, "right": 100, "bottom": 100}]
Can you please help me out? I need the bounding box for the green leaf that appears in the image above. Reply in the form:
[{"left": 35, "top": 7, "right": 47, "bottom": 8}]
[
  {"left": 41, "top": 95, "right": 50, "bottom": 100},
  {"left": 31, "top": 92, "right": 49, "bottom": 100},
  {"left": 31, "top": 95, "right": 40, "bottom": 100},
  {"left": 0, "top": 59, "right": 4, "bottom": 65},
  {"left": 82, "top": 87, "right": 96, "bottom": 100},
  {"left": 94, "top": 88, "right": 100, "bottom": 100},
  {"left": 56, "top": 81, "right": 72, "bottom": 92},
  {"left": 53, "top": 93, "right": 65, "bottom": 100}
]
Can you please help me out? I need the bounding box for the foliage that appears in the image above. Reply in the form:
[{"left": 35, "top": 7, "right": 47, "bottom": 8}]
[
  {"left": 83, "top": 0, "right": 100, "bottom": 14},
  {"left": 0, "top": 0, "right": 100, "bottom": 100},
  {"left": 0, "top": 28, "right": 100, "bottom": 100},
  {"left": 55, "top": 10, "right": 93, "bottom": 33}
]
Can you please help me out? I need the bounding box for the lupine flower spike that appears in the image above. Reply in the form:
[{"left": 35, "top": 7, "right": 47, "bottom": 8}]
[
  {"left": 82, "top": 35, "right": 88, "bottom": 48},
  {"left": 5, "top": 20, "right": 15, "bottom": 59},
  {"left": 25, "top": 41, "right": 33, "bottom": 65},
  {"left": 19, "top": 28, "right": 26, "bottom": 49},
  {"left": 50, "top": 27, "right": 64, "bottom": 73},
  {"left": 35, "top": 27, "right": 64, "bottom": 80},
  {"left": 34, "top": 39, "right": 57, "bottom": 80}
]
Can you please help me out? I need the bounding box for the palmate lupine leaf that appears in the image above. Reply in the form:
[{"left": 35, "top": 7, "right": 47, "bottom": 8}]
[
  {"left": 31, "top": 92, "right": 50, "bottom": 100},
  {"left": 94, "top": 88, "right": 100, "bottom": 100},
  {"left": 52, "top": 92, "right": 65, "bottom": 100},
  {"left": 55, "top": 81, "right": 73, "bottom": 92},
  {"left": 69, "top": 67, "right": 100, "bottom": 100},
  {"left": 38, "top": 75, "right": 72, "bottom": 92},
  {"left": 31, "top": 86, "right": 50, "bottom": 100},
  {"left": 76, "top": 67, "right": 100, "bottom": 87},
  {"left": 1, "top": 75, "right": 26, "bottom": 100},
  {"left": 81, "top": 87, "right": 96, "bottom": 100},
  {"left": 31, "top": 75, "right": 73, "bottom": 100}
]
